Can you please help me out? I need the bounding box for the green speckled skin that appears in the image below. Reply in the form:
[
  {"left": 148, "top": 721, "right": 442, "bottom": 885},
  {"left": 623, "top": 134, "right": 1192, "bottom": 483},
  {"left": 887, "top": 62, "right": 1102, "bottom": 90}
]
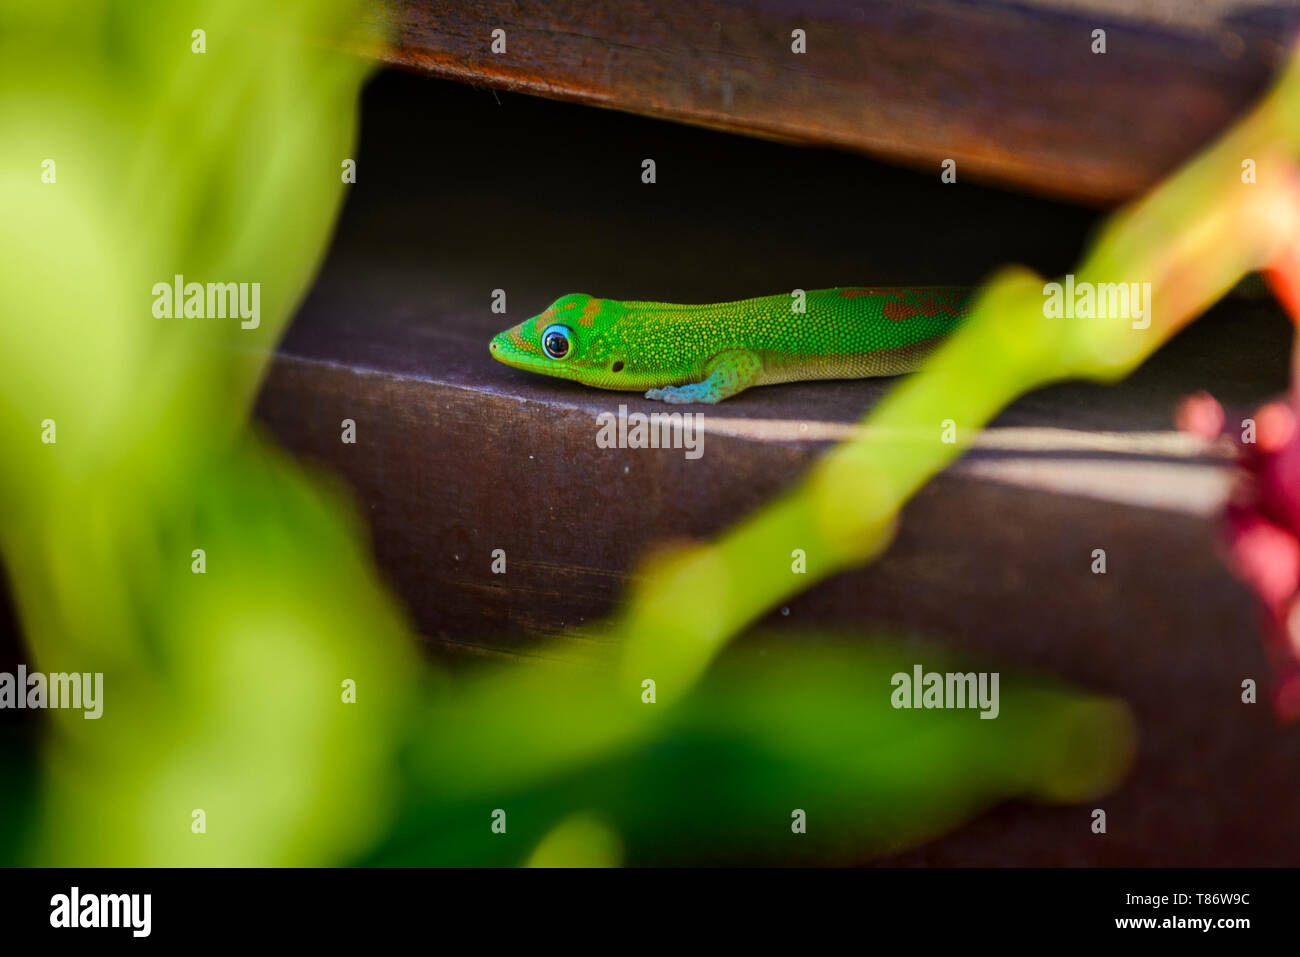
[{"left": 489, "top": 287, "right": 972, "bottom": 403}]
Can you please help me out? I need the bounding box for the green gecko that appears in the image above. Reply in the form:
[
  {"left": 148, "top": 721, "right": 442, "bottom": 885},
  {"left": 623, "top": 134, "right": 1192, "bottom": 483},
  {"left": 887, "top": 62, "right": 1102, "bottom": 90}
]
[{"left": 489, "top": 287, "right": 972, "bottom": 403}]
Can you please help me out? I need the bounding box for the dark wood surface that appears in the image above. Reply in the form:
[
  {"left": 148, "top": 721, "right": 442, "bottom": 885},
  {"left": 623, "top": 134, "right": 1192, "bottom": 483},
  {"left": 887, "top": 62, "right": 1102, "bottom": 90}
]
[
  {"left": 247, "top": 71, "right": 1300, "bottom": 864},
  {"left": 377, "top": 0, "right": 1300, "bottom": 204}
]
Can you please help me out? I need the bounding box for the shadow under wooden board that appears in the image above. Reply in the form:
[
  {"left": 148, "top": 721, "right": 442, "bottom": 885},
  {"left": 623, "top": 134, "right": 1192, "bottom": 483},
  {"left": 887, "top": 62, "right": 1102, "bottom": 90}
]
[
  {"left": 252, "top": 69, "right": 1300, "bottom": 863},
  {"left": 373, "top": 0, "right": 1300, "bottom": 204}
]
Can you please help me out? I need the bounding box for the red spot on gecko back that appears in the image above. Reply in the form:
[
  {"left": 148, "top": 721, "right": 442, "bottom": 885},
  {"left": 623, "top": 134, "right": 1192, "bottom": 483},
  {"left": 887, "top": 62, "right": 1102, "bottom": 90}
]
[
  {"left": 882, "top": 292, "right": 963, "bottom": 322},
  {"left": 839, "top": 286, "right": 961, "bottom": 319},
  {"left": 883, "top": 300, "right": 924, "bottom": 321}
]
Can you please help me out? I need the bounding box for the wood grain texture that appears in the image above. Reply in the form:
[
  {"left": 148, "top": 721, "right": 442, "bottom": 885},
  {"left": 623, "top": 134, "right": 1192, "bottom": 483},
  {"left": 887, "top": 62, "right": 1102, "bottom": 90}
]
[{"left": 377, "top": 0, "right": 1300, "bottom": 203}]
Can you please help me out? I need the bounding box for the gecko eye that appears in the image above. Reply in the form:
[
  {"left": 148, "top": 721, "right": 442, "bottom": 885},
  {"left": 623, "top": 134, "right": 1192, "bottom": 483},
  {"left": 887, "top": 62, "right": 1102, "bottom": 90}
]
[{"left": 541, "top": 324, "right": 572, "bottom": 360}]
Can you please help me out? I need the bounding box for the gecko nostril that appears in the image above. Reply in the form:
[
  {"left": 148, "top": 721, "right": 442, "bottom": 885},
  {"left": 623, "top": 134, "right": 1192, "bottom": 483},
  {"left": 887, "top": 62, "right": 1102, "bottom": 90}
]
[{"left": 612, "top": 361, "right": 624, "bottom": 373}]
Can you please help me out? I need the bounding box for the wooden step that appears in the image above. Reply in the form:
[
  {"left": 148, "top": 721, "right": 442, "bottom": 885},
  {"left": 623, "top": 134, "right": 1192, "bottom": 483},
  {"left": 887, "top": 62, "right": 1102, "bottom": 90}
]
[{"left": 377, "top": 0, "right": 1300, "bottom": 203}]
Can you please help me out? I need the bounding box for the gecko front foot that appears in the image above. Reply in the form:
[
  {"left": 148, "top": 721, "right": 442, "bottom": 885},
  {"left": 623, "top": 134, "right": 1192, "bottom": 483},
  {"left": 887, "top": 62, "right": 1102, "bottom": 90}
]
[
  {"left": 644, "top": 350, "right": 763, "bottom": 404},
  {"left": 645, "top": 383, "right": 719, "bottom": 404}
]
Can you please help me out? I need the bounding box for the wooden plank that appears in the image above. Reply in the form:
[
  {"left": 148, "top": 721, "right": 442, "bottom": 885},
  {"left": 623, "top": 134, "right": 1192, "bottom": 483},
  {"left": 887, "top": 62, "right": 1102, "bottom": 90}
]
[
  {"left": 259, "top": 292, "right": 1300, "bottom": 866},
  {"left": 376, "top": 0, "right": 1300, "bottom": 203}
]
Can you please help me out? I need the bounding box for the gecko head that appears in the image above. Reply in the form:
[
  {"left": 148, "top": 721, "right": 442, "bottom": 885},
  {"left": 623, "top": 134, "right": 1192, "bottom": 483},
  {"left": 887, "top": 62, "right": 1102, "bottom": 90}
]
[{"left": 489, "top": 293, "right": 641, "bottom": 390}]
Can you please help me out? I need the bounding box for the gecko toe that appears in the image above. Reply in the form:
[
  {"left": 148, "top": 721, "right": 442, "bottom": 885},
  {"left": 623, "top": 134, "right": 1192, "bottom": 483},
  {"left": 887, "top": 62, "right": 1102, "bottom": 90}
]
[{"left": 647, "top": 384, "right": 716, "bottom": 404}]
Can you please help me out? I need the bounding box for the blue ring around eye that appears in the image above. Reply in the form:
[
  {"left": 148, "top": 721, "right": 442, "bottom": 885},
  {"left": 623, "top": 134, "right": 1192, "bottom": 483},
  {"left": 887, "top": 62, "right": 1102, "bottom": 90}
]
[{"left": 542, "top": 323, "right": 572, "bottom": 360}]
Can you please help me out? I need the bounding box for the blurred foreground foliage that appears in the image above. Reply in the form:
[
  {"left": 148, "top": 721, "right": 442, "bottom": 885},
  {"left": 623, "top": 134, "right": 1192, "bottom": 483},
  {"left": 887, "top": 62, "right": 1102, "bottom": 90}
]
[
  {"left": 0, "top": 0, "right": 418, "bottom": 865},
  {"left": 371, "top": 642, "right": 1131, "bottom": 866}
]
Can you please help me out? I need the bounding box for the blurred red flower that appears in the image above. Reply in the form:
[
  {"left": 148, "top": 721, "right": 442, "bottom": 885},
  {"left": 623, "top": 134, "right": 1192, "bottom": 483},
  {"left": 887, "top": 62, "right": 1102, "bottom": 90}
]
[{"left": 1184, "top": 260, "right": 1300, "bottom": 719}]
